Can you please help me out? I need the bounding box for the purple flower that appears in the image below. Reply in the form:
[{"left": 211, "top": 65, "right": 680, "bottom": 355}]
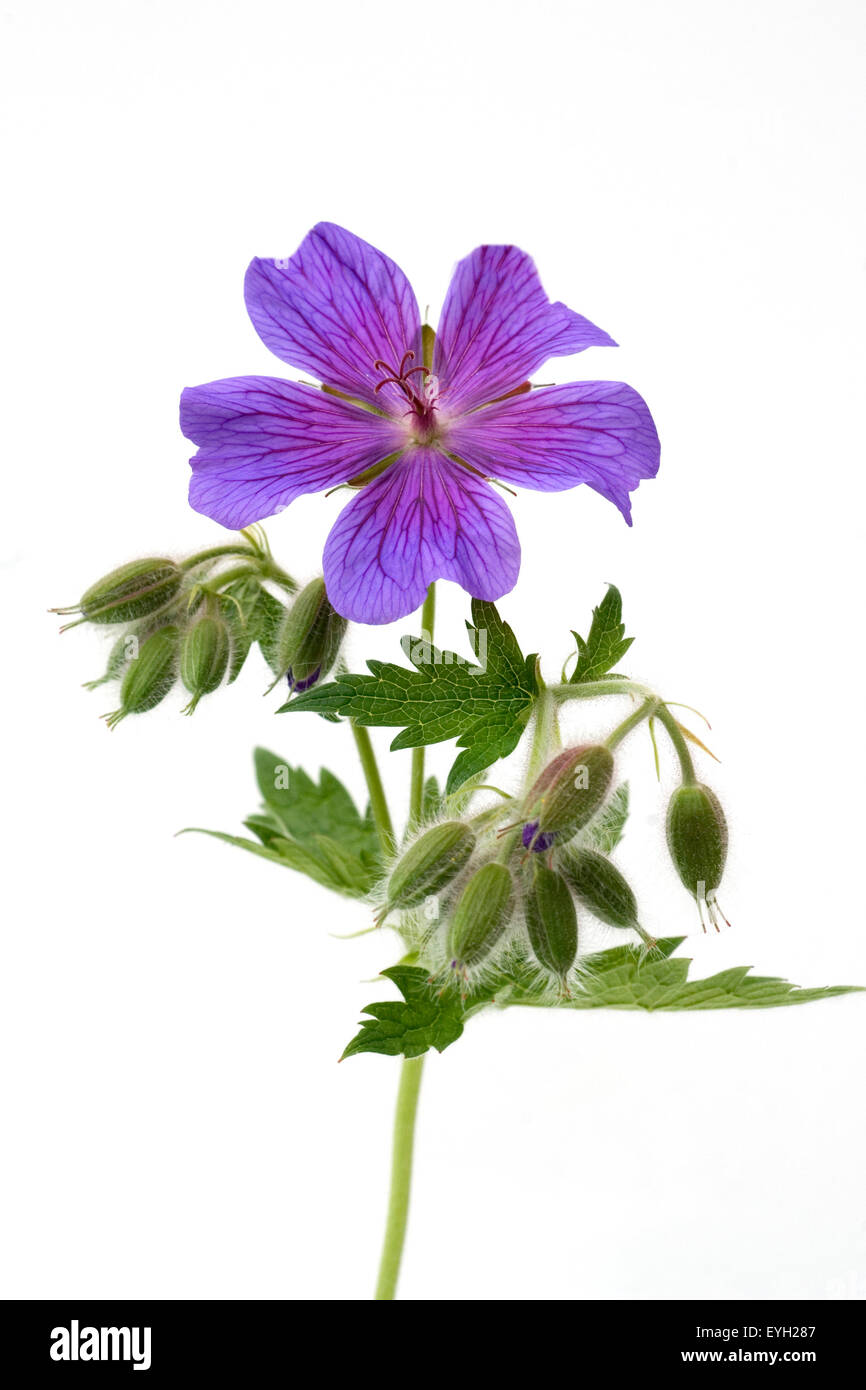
[{"left": 181, "top": 223, "right": 660, "bottom": 625}]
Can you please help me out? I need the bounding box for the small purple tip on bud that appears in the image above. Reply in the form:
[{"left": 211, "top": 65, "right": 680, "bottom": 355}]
[
  {"left": 287, "top": 665, "right": 322, "bottom": 694},
  {"left": 522, "top": 821, "right": 556, "bottom": 853},
  {"left": 274, "top": 577, "right": 346, "bottom": 696}
]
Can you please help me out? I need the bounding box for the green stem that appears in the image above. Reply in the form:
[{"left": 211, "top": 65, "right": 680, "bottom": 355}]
[
  {"left": 549, "top": 678, "right": 653, "bottom": 702},
  {"left": 179, "top": 544, "right": 258, "bottom": 571},
  {"left": 551, "top": 680, "right": 697, "bottom": 783},
  {"left": 374, "top": 1055, "right": 425, "bottom": 1301},
  {"left": 653, "top": 702, "right": 697, "bottom": 784},
  {"left": 526, "top": 680, "right": 558, "bottom": 785},
  {"left": 497, "top": 681, "right": 557, "bottom": 864},
  {"left": 191, "top": 563, "right": 262, "bottom": 592},
  {"left": 606, "top": 697, "right": 658, "bottom": 750},
  {"left": 261, "top": 560, "right": 298, "bottom": 594},
  {"left": 408, "top": 584, "right": 436, "bottom": 832},
  {"left": 351, "top": 722, "right": 395, "bottom": 855}
]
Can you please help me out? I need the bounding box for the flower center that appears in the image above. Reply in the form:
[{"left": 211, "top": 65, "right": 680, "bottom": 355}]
[{"left": 373, "top": 351, "right": 440, "bottom": 442}]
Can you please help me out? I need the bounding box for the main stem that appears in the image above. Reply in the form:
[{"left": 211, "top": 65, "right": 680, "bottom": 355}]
[
  {"left": 374, "top": 1054, "right": 425, "bottom": 1300},
  {"left": 372, "top": 583, "right": 436, "bottom": 1301}
]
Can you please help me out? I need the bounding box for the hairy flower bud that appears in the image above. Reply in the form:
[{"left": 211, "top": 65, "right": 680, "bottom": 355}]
[
  {"left": 180, "top": 613, "right": 230, "bottom": 713},
  {"left": 103, "top": 625, "right": 179, "bottom": 729},
  {"left": 447, "top": 862, "right": 514, "bottom": 970},
  {"left": 384, "top": 821, "right": 477, "bottom": 917},
  {"left": 275, "top": 577, "right": 347, "bottom": 693},
  {"left": 525, "top": 865, "right": 578, "bottom": 981},
  {"left": 58, "top": 558, "right": 182, "bottom": 627},
  {"left": 666, "top": 783, "right": 729, "bottom": 931},
  {"left": 559, "top": 846, "right": 639, "bottom": 931},
  {"left": 523, "top": 744, "right": 614, "bottom": 851}
]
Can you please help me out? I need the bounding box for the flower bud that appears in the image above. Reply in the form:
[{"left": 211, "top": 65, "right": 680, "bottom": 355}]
[
  {"left": 180, "top": 614, "right": 230, "bottom": 714},
  {"left": 665, "top": 783, "right": 727, "bottom": 900},
  {"left": 447, "top": 862, "right": 514, "bottom": 969},
  {"left": 523, "top": 744, "right": 614, "bottom": 851},
  {"left": 275, "top": 577, "right": 347, "bottom": 693},
  {"left": 103, "top": 625, "right": 179, "bottom": 729},
  {"left": 58, "top": 558, "right": 182, "bottom": 627},
  {"left": 559, "top": 847, "right": 639, "bottom": 930},
  {"left": 384, "top": 821, "right": 476, "bottom": 915},
  {"left": 525, "top": 865, "right": 578, "bottom": 980}
]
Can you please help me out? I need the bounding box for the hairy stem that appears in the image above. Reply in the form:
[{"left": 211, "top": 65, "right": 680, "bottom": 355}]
[
  {"left": 179, "top": 544, "right": 259, "bottom": 570},
  {"left": 551, "top": 681, "right": 697, "bottom": 782},
  {"left": 526, "top": 680, "right": 558, "bottom": 785},
  {"left": 374, "top": 1055, "right": 425, "bottom": 1301},
  {"left": 496, "top": 681, "right": 558, "bottom": 864},
  {"left": 549, "top": 678, "right": 654, "bottom": 702},
  {"left": 606, "top": 697, "right": 659, "bottom": 750},
  {"left": 261, "top": 559, "right": 298, "bottom": 593},
  {"left": 351, "top": 723, "right": 395, "bottom": 855},
  {"left": 653, "top": 702, "right": 697, "bottom": 784},
  {"left": 408, "top": 584, "right": 436, "bottom": 832}
]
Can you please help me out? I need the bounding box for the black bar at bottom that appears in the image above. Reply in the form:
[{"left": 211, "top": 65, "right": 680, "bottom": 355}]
[{"left": 1, "top": 1298, "right": 861, "bottom": 1376}]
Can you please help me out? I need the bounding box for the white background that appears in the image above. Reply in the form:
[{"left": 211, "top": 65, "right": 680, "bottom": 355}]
[{"left": 2, "top": 0, "right": 865, "bottom": 1301}]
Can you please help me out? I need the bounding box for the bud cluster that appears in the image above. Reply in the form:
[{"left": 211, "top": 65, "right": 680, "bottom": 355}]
[
  {"left": 377, "top": 733, "right": 731, "bottom": 996},
  {"left": 53, "top": 542, "right": 347, "bottom": 728}
]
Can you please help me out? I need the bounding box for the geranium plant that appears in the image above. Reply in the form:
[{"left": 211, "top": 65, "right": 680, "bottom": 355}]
[{"left": 55, "top": 224, "right": 859, "bottom": 1300}]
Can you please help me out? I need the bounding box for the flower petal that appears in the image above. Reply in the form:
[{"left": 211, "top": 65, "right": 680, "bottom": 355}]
[
  {"left": 445, "top": 381, "right": 660, "bottom": 522},
  {"left": 322, "top": 448, "right": 521, "bottom": 624},
  {"left": 244, "top": 223, "right": 421, "bottom": 411},
  {"left": 181, "top": 376, "right": 403, "bottom": 529},
  {"left": 434, "top": 245, "right": 616, "bottom": 412}
]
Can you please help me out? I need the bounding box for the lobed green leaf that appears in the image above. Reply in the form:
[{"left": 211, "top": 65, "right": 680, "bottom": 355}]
[
  {"left": 342, "top": 941, "right": 861, "bottom": 1058},
  {"left": 283, "top": 601, "right": 538, "bottom": 795},
  {"left": 341, "top": 966, "right": 466, "bottom": 1060},
  {"left": 570, "top": 584, "right": 634, "bottom": 684}
]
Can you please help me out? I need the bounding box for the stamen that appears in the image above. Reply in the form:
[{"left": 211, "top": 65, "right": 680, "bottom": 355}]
[{"left": 372, "top": 351, "right": 438, "bottom": 434}]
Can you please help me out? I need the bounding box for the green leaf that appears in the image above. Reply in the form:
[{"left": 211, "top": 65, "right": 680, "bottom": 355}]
[
  {"left": 341, "top": 966, "right": 466, "bottom": 1060},
  {"left": 243, "top": 812, "right": 286, "bottom": 847},
  {"left": 178, "top": 827, "right": 374, "bottom": 897},
  {"left": 284, "top": 601, "right": 538, "bottom": 796},
  {"left": 343, "top": 941, "right": 861, "bottom": 1060},
  {"left": 497, "top": 937, "right": 863, "bottom": 1011},
  {"left": 570, "top": 584, "right": 634, "bottom": 684},
  {"left": 584, "top": 782, "right": 630, "bottom": 853},
  {"left": 180, "top": 751, "right": 383, "bottom": 900},
  {"left": 253, "top": 748, "right": 378, "bottom": 860}
]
